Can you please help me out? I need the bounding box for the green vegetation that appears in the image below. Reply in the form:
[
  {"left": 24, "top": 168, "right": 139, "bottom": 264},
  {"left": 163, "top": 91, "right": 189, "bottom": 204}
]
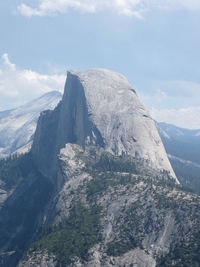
[
  {"left": 170, "top": 157, "right": 200, "bottom": 195},
  {"left": 107, "top": 238, "right": 138, "bottom": 257},
  {"left": 33, "top": 202, "right": 101, "bottom": 264},
  {"left": 0, "top": 152, "right": 54, "bottom": 258},
  {"left": 157, "top": 232, "right": 200, "bottom": 267},
  {"left": 92, "top": 152, "right": 138, "bottom": 173},
  {"left": 23, "top": 148, "right": 200, "bottom": 265},
  {"left": 86, "top": 171, "right": 135, "bottom": 199},
  {"left": 106, "top": 203, "right": 146, "bottom": 257}
]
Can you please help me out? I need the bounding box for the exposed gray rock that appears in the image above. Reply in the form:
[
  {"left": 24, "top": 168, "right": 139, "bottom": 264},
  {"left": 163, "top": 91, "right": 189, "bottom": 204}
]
[
  {"left": 32, "top": 69, "right": 177, "bottom": 183},
  {"left": 18, "top": 251, "right": 57, "bottom": 267}
]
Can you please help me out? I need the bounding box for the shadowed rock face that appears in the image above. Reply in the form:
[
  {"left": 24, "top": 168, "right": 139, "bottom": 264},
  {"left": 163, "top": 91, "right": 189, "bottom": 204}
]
[
  {"left": 0, "top": 91, "right": 62, "bottom": 158},
  {"left": 31, "top": 72, "right": 105, "bottom": 180},
  {"left": 32, "top": 69, "right": 177, "bottom": 182},
  {"left": 0, "top": 154, "right": 54, "bottom": 267}
]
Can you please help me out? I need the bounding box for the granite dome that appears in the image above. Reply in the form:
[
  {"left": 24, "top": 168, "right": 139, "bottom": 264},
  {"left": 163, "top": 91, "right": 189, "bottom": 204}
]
[{"left": 32, "top": 68, "right": 177, "bottom": 182}]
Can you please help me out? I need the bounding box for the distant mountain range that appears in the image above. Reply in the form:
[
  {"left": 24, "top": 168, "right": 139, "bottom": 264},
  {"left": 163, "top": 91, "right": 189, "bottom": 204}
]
[
  {"left": 0, "top": 91, "right": 62, "bottom": 158},
  {"left": 157, "top": 122, "right": 200, "bottom": 193}
]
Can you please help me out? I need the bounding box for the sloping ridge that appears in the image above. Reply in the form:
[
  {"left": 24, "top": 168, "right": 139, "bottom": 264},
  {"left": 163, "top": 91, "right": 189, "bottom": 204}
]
[
  {"left": 0, "top": 91, "right": 62, "bottom": 158},
  {"left": 32, "top": 68, "right": 177, "bottom": 182}
]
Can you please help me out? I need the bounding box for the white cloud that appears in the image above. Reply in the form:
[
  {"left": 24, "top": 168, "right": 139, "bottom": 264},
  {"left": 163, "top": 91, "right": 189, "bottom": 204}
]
[
  {"left": 17, "top": 0, "right": 97, "bottom": 17},
  {"left": 151, "top": 106, "right": 200, "bottom": 129},
  {"left": 139, "top": 88, "right": 168, "bottom": 104},
  {"left": 2, "top": 53, "right": 16, "bottom": 71},
  {"left": 0, "top": 53, "right": 65, "bottom": 110},
  {"left": 17, "top": 0, "right": 200, "bottom": 18}
]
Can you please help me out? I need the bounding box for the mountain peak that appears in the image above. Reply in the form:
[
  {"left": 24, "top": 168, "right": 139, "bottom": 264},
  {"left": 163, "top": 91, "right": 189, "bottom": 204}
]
[{"left": 32, "top": 69, "right": 178, "bottom": 183}]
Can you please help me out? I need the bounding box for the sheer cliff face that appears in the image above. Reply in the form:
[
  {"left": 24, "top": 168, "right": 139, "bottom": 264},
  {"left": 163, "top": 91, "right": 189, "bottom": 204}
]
[{"left": 32, "top": 69, "right": 177, "bottom": 182}]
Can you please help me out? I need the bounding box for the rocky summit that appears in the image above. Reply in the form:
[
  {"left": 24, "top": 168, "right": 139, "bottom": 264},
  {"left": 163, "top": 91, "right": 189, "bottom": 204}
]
[
  {"left": 32, "top": 69, "right": 177, "bottom": 182},
  {"left": 0, "top": 69, "right": 199, "bottom": 267}
]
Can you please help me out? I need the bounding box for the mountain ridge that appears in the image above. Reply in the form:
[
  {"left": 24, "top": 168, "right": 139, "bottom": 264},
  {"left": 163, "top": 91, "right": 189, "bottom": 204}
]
[
  {"left": 158, "top": 122, "right": 200, "bottom": 194},
  {"left": 0, "top": 91, "right": 62, "bottom": 158}
]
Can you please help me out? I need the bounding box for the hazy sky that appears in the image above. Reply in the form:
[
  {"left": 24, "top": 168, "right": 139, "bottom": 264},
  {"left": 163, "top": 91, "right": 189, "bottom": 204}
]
[{"left": 0, "top": 0, "right": 200, "bottom": 129}]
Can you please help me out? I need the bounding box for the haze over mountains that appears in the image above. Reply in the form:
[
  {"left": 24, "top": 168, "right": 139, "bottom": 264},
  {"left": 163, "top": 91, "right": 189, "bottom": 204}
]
[
  {"left": 0, "top": 69, "right": 200, "bottom": 266},
  {"left": 157, "top": 122, "right": 200, "bottom": 194},
  {"left": 0, "top": 91, "right": 62, "bottom": 158},
  {"left": 157, "top": 122, "right": 200, "bottom": 165}
]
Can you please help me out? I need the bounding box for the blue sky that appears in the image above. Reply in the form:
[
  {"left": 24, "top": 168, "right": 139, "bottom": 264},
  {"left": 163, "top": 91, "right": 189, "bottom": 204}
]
[{"left": 0, "top": 0, "right": 200, "bottom": 128}]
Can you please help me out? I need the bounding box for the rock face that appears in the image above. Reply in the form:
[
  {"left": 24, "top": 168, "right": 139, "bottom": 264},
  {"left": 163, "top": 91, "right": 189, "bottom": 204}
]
[
  {"left": 0, "top": 91, "right": 62, "bottom": 158},
  {"left": 32, "top": 69, "right": 177, "bottom": 182}
]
